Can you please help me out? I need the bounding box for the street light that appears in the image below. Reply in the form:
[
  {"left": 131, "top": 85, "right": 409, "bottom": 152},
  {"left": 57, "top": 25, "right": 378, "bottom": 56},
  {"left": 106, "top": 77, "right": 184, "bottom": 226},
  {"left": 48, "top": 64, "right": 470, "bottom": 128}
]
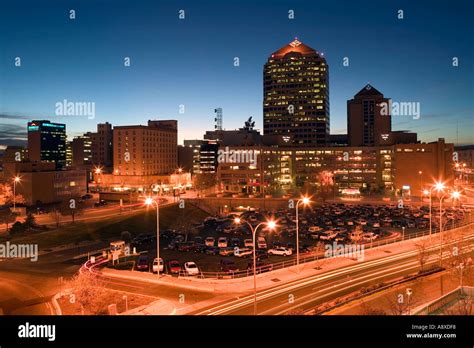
[
  {"left": 418, "top": 171, "right": 423, "bottom": 200},
  {"left": 426, "top": 181, "right": 446, "bottom": 241},
  {"left": 94, "top": 167, "right": 103, "bottom": 192},
  {"left": 145, "top": 197, "right": 160, "bottom": 276},
  {"left": 12, "top": 176, "right": 21, "bottom": 211},
  {"left": 438, "top": 190, "right": 461, "bottom": 266},
  {"left": 296, "top": 196, "right": 311, "bottom": 273},
  {"left": 234, "top": 216, "right": 277, "bottom": 315}
]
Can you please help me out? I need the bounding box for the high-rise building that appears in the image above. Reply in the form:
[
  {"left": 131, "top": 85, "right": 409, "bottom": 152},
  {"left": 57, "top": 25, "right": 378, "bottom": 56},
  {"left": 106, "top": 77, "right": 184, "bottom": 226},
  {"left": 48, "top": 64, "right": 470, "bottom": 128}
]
[
  {"left": 263, "top": 38, "right": 330, "bottom": 146},
  {"left": 72, "top": 135, "right": 93, "bottom": 167},
  {"left": 347, "top": 84, "right": 391, "bottom": 147},
  {"left": 180, "top": 139, "right": 219, "bottom": 174},
  {"left": 113, "top": 120, "right": 177, "bottom": 176},
  {"left": 27, "top": 120, "right": 67, "bottom": 168},
  {"left": 90, "top": 122, "right": 113, "bottom": 168}
]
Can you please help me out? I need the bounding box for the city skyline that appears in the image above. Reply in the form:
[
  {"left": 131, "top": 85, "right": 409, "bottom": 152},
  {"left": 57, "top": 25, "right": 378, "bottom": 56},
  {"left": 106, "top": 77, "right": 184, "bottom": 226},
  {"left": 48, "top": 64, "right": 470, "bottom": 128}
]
[{"left": 0, "top": 0, "right": 473, "bottom": 149}]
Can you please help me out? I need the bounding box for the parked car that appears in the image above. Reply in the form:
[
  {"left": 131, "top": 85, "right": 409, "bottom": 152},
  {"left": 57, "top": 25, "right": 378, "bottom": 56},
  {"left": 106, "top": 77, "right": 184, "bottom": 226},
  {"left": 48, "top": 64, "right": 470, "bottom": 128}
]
[
  {"left": 257, "top": 236, "right": 267, "bottom": 249},
  {"left": 255, "top": 249, "right": 268, "bottom": 260},
  {"left": 178, "top": 242, "right": 196, "bottom": 252},
  {"left": 230, "top": 238, "right": 241, "bottom": 247},
  {"left": 308, "top": 226, "right": 323, "bottom": 233},
  {"left": 168, "top": 260, "right": 181, "bottom": 274},
  {"left": 152, "top": 258, "right": 164, "bottom": 273},
  {"left": 247, "top": 261, "right": 273, "bottom": 273},
  {"left": 267, "top": 247, "right": 292, "bottom": 256},
  {"left": 234, "top": 247, "right": 253, "bottom": 258},
  {"left": 205, "top": 237, "right": 215, "bottom": 247},
  {"left": 218, "top": 237, "right": 228, "bottom": 248},
  {"left": 81, "top": 194, "right": 93, "bottom": 200},
  {"left": 319, "top": 230, "right": 338, "bottom": 241},
  {"left": 94, "top": 199, "right": 107, "bottom": 207},
  {"left": 219, "top": 247, "right": 235, "bottom": 256},
  {"left": 220, "top": 259, "right": 239, "bottom": 273},
  {"left": 184, "top": 261, "right": 199, "bottom": 276},
  {"left": 136, "top": 256, "right": 149, "bottom": 271},
  {"left": 205, "top": 246, "right": 220, "bottom": 255}
]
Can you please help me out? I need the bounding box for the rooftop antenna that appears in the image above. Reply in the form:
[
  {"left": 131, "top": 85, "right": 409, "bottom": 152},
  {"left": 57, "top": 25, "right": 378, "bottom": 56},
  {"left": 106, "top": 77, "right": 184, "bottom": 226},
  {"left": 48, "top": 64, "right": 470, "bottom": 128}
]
[{"left": 214, "top": 108, "right": 223, "bottom": 131}]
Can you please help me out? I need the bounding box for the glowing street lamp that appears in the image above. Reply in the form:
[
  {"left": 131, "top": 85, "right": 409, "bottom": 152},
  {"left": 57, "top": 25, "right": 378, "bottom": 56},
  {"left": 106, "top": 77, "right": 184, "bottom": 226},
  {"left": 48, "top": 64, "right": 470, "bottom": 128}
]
[
  {"left": 234, "top": 217, "right": 277, "bottom": 315},
  {"left": 296, "top": 196, "right": 311, "bottom": 273},
  {"left": 13, "top": 176, "right": 21, "bottom": 211},
  {"left": 145, "top": 197, "right": 160, "bottom": 276}
]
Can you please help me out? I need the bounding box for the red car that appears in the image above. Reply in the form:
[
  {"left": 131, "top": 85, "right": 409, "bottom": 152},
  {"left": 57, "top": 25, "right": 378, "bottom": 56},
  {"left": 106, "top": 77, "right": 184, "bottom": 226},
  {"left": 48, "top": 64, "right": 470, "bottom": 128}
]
[{"left": 168, "top": 260, "right": 181, "bottom": 274}]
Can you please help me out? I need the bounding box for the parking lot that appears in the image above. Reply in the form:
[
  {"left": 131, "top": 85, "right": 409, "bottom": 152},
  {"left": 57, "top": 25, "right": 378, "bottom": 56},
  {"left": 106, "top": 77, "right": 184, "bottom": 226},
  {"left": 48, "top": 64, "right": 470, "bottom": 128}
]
[{"left": 113, "top": 203, "right": 470, "bottom": 276}]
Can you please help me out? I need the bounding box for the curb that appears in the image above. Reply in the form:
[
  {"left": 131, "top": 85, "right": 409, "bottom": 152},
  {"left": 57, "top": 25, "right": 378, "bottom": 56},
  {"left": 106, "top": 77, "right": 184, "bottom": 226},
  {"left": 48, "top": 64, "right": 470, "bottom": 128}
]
[{"left": 51, "top": 292, "right": 63, "bottom": 315}]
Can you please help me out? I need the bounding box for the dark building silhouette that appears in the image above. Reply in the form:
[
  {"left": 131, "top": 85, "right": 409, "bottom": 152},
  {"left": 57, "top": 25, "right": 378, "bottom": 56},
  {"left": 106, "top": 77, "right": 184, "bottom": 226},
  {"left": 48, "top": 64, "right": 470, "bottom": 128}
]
[
  {"left": 264, "top": 38, "right": 329, "bottom": 146},
  {"left": 347, "top": 84, "right": 391, "bottom": 146},
  {"left": 27, "top": 120, "right": 66, "bottom": 168}
]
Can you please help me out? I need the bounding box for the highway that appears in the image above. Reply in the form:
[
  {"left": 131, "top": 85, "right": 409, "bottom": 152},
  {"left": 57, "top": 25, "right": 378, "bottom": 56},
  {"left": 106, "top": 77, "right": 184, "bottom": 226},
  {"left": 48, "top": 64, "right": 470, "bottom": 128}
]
[{"left": 192, "top": 231, "right": 474, "bottom": 315}]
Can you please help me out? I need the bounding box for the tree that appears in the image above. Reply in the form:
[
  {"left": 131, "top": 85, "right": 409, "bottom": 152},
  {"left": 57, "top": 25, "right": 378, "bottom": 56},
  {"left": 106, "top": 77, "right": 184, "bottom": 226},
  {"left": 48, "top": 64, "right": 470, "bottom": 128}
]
[
  {"left": 0, "top": 183, "right": 25, "bottom": 206},
  {"left": 174, "top": 206, "right": 198, "bottom": 242},
  {"left": 194, "top": 173, "right": 217, "bottom": 196},
  {"left": 415, "top": 239, "right": 431, "bottom": 273},
  {"left": 24, "top": 213, "right": 37, "bottom": 231},
  {"left": 315, "top": 170, "right": 335, "bottom": 202},
  {"left": 58, "top": 197, "right": 84, "bottom": 224},
  {"left": 67, "top": 271, "right": 107, "bottom": 315},
  {"left": 351, "top": 225, "right": 364, "bottom": 245},
  {"left": 0, "top": 208, "right": 16, "bottom": 232}
]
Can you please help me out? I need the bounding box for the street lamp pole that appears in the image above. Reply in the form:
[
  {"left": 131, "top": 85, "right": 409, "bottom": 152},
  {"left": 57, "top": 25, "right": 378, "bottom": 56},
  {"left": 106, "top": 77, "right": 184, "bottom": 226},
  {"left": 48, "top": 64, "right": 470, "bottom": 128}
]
[
  {"left": 145, "top": 197, "right": 160, "bottom": 276},
  {"left": 13, "top": 176, "right": 20, "bottom": 211},
  {"left": 295, "top": 196, "right": 310, "bottom": 273},
  {"left": 234, "top": 217, "right": 276, "bottom": 315}
]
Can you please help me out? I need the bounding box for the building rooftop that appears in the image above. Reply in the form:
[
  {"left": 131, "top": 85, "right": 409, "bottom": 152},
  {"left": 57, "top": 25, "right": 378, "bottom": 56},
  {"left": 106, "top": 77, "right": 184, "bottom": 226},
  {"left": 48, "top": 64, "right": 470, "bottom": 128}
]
[{"left": 270, "top": 38, "right": 320, "bottom": 59}]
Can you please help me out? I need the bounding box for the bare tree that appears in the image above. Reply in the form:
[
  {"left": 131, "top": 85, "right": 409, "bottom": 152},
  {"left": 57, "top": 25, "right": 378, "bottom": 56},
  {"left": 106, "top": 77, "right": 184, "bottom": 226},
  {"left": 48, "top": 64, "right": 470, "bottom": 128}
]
[
  {"left": 415, "top": 239, "right": 431, "bottom": 273},
  {"left": 67, "top": 271, "right": 108, "bottom": 315}
]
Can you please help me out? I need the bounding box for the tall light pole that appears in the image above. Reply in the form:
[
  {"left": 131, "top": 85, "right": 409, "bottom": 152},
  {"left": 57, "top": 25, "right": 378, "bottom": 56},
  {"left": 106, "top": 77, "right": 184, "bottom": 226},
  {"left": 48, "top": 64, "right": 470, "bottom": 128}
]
[
  {"left": 418, "top": 171, "right": 423, "bottom": 202},
  {"left": 426, "top": 182, "right": 445, "bottom": 241},
  {"left": 296, "top": 196, "right": 310, "bottom": 273},
  {"left": 13, "top": 176, "right": 21, "bottom": 211},
  {"left": 145, "top": 197, "right": 160, "bottom": 276},
  {"left": 438, "top": 190, "right": 460, "bottom": 266},
  {"left": 234, "top": 217, "right": 277, "bottom": 315},
  {"left": 94, "top": 167, "right": 102, "bottom": 192}
]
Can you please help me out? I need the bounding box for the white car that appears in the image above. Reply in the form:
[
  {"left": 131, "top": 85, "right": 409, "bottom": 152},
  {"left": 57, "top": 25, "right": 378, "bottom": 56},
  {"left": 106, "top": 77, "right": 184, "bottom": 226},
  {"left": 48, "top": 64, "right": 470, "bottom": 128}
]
[
  {"left": 152, "top": 257, "right": 164, "bottom": 273},
  {"left": 257, "top": 236, "right": 267, "bottom": 249},
  {"left": 267, "top": 247, "right": 293, "bottom": 256},
  {"left": 184, "top": 261, "right": 200, "bottom": 276},
  {"left": 218, "top": 237, "right": 228, "bottom": 248},
  {"left": 319, "top": 230, "right": 338, "bottom": 241},
  {"left": 234, "top": 247, "right": 253, "bottom": 258},
  {"left": 205, "top": 237, "right": 215, "bottom": 247},
  {"left": 244, "top": 239, "right": 254, "bottom": 248}
]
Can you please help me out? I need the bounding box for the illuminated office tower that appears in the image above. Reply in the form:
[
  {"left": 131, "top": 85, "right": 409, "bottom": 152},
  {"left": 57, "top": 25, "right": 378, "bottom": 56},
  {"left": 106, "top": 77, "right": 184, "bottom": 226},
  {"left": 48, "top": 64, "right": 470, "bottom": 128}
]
[
  {"left": 264, "top": 38, "right": 329, "bottom": 146},
  {"left": 27, "top": 120, "right": 67, "bottom": 168}
]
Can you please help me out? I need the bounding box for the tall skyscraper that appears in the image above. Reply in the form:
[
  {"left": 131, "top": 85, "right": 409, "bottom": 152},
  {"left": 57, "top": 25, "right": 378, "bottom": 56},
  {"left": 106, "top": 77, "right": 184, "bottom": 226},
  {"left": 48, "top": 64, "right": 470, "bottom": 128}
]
[
  {"left": 27, "top": 120, "right": 67, "bottom": 168},
  {"left": 347, "top": 84, "right": 391, "bottom": 146},
  {"left": 263, "top": 38, "right": 330, "bottom": 146}
]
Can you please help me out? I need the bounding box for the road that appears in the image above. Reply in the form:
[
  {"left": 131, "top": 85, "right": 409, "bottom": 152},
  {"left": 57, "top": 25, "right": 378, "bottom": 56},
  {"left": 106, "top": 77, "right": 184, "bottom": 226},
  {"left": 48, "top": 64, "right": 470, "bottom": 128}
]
[
  {"left": 191, "top": 231, "right": 474, "bottom": 315},
  {"left": 0, "top": 239, "right": 212, "bottom": 315}
]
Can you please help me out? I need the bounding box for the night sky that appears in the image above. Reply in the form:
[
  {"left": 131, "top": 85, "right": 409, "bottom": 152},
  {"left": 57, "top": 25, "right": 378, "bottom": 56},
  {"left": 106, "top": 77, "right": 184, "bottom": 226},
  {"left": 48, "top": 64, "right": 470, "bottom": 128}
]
[{"left": 0, "top": 0, "right": 473, "bottom": 148}]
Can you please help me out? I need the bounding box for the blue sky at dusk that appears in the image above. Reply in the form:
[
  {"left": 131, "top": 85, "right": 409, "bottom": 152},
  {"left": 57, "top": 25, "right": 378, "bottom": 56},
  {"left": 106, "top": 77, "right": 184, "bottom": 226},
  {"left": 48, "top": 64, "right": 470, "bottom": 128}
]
[{"left": 0, "top": 0, "right": 473, "bottom": 147}]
